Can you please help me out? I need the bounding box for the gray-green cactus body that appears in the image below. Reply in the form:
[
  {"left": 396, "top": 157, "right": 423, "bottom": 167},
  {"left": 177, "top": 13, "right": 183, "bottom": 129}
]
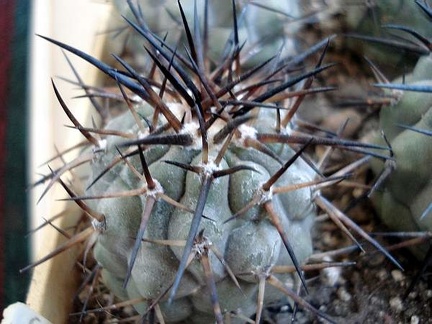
[
  {"left": 372, "top": 54, "right": 432, "bottom": 256},
  {"left": 113, "top": 0, "right": 302, "bottom": 70},
  {"left": 331, "top": 0, "right": 432, "bottom": 70},
  {"left": 88, "top": 102, "right": 316, "bottom": 321},
  {"left": 37, "top": 1, "right": 324, "bottom": 321},
  {"left": 342, "top": 0, "right": 431, "bottom": 35}
]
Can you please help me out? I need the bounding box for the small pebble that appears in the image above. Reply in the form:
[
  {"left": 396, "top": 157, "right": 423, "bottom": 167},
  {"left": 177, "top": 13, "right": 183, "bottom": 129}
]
[
  {"left": 427, "top": 290, "right": 432, "bottom": 298},
  {"left": 391, "top": 270, "right": 404, "bottom": 282},
  {"left": 389, "top": 297, "right": 403, "bottom": 312},
  {"left": 377, "top": 269, "right": 388, "bottom": 281},
  {"left": 411, "top": 315, "right": 420, "bottom": 324},
  {"left": 323, "top": 265, "right": 342, "bottom": 286},
  {"left": 322, "top": 231, "right": 334, "bottom": 246},
  {"left": 337, "top": 287, "right": 352, "bottom": 302}
]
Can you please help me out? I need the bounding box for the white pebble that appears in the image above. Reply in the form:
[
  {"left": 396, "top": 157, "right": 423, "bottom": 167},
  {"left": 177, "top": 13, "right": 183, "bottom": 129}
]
[
  {"left": 337, "top": 287, "right": 352, "bottom": 302},
  {"left": 377, "top": 269, "right": 388, "bottom": 281},
  {"left": 322, "top": 232, "right": 333, "bottom": 245},
  {"left": 411, "top": 315, "right": 420, "bottom": 324},
  {"left": 323, "top": 266, "right": 342, "bottom": 286},
  {"left": 389, "top": 297, "right": 403, "bottom": 312},
  {"left": 391, "top": 270, "right": 404, "bottom": 282}
]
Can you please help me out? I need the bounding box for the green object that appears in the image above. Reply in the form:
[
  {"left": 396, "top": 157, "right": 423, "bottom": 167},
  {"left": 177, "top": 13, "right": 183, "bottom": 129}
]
[
  {"left": 36, "top": 1, "right": 413, "bottom": 322},
  {"left": 113, "top": 0, "right": 302, "bottom": 70},
  {"left": 338, "top": 0, "right": 432, "bottom": 70},
  {"left": 75, "top": 1, "right": 318, "bottom": 322},
  {"left": 372, "top": 54, "right": 432, "bottom": 258},
  {"left": 88, "top": 104, "right": 316, "bottom": 322},
  {"left": 343, "top": 0, "right": 432, "bottom": 35}
]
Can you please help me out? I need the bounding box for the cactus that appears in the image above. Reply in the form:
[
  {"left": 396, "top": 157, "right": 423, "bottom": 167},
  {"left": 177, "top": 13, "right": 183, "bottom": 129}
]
[
  {"left": 363, "top": 1, "right": 432, "bottom": 261},
  {"left": 342, "top": 0, "right": 432, "bottom": 36},
  {"left": 27, "top": 1, "right": 405, "bottom": 322},
  {"left": 112, "top": 0, "right": 303, "bottom": 71},
  {"left": 324, "top": 0, "right": 432, "bottom": 70},
  {"left": 372, "top": 55, "right": 432, "bottom": 258},
  {"left": 85, "top": 101, "right": 318, "bottom": 323}
]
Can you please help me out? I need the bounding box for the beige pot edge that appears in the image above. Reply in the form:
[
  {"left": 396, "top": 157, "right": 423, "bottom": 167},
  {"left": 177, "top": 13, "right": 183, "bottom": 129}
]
[{"left": 23, "top": 1, "right": 114, "bottom": 323}]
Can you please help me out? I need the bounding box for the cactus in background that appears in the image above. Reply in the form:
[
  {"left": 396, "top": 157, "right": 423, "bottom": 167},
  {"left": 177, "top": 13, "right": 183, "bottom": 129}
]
[
  {"left": 364, "top": 1, "right": 432, "bottom": 261},
  {"left": 318, "top": 0, "right": 432, "bottom": 71},
  {"left": 343, "top": 0, "right": 432, "bottom": 36},
  {"left": 112, "top": 0, "right": 303, "bottom": 71},
  {"left": 372, "top": 55, "right": 432, "bottom": 258},
  {"left": 27, "top": 1, "right": 405, "bottom": 322}
]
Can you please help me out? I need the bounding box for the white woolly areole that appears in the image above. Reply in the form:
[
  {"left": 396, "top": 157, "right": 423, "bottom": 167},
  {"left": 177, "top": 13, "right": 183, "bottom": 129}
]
[
  {"left": 257, "top": 185, "right": 273, "bottom": 204},
  {"left": 92, "top": 139, "right": 108, "bottom": 162},
  {"left": 93, "top": 139, "right": 107, "bottom": 154},
  {"left": 236, "top": 124, "right": 257, "bottom": 146},
  {"left": 200, "top": 160, "right": 221, "bottom": 176},
  {"left": 91, "top": 217, "right": 107, "bottom": 232},
  {"left": 390, "top": 90, "right": 404, "bottom": 106},
  {"left": 137, "top": 129, "right": 150, "bottom": 140},
  {"left": 180, "top": 121, "right": 202, "bottom": 149},
  {"left": 145, "top": 179, "right": 164, "bottom": 199},
  {"left": 192, "top": 237, "right": 212, "bottom": 258}
]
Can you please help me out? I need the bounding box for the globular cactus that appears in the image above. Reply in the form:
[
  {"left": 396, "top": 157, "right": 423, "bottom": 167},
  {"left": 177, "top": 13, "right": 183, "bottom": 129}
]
[
  {"left": 323, "top": 0, "right": 432, "bottom": 70},
  {"left": 366, "top": 1, "right": 432, "bottom": 260},
  {"left": 28, "top": 1, "right": 403, "bottom": 323},
  {"left": 372, "top": 54, "right": 432, "bottom": 258},
  {"left": 342, "top": 0, "right": 432, "bottom": 37},
  {"left": 87, "top": 102, "right": 317, "bottom": 323}
]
